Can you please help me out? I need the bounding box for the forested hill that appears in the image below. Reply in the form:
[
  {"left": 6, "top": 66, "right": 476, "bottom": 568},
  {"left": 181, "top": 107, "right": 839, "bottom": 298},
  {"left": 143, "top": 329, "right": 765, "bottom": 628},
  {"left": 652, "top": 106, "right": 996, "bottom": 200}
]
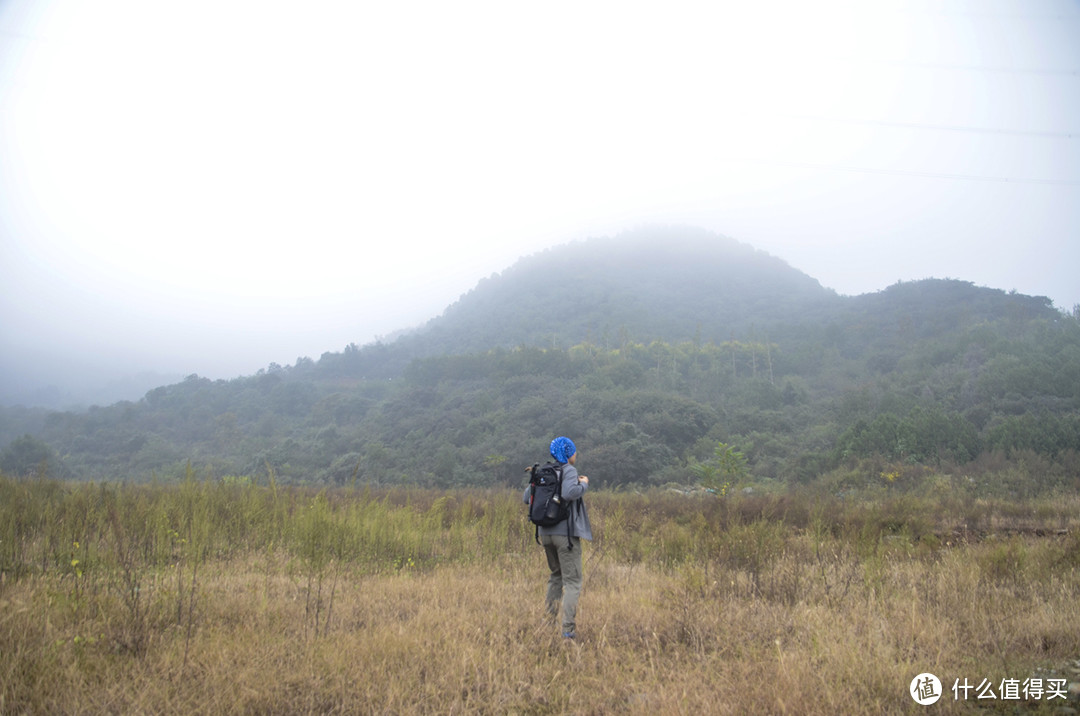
[
  {"left": 314, "top": 227, "right": 1058, "bottom": 381},
  {"left": 313, "top": 227, "right": 843, "bottom": 379},
  {"left": 1, "top": 228, "right": 1077, "bottom": 493},
  {"left": 414, "top": 228, "right": 839, "bottom": 354}
]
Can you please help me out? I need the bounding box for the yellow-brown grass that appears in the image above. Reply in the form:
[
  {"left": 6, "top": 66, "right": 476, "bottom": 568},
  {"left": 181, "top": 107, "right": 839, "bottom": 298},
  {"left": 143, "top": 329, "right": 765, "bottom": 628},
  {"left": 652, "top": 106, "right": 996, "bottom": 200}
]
[{"left": 2, "top": 478, "right": 1080, "bottom": 714}]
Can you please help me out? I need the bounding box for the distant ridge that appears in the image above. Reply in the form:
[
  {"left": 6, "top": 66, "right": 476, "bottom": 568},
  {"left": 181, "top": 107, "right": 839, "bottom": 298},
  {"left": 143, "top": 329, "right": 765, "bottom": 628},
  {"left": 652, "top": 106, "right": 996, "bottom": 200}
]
[
  {"left": 306, "top": 227, "right": 1062, "bottom": 389},
  {"left": 271, "top": 227, "right": 1063, "bottom": 384},
  {"left": 392, "top": 226, "right": 841, "bottom": 358},
  {"left": 2, "top": 225, "right": 1076, "bottom": 486},
  {"left": 0, "top": 227, "right": 1062, "bottom": 407}
]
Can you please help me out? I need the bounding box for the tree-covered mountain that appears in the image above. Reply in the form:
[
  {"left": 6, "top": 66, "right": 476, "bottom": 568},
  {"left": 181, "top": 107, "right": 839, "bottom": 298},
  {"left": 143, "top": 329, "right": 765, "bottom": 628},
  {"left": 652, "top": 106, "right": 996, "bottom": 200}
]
[
  {"left": 2, "top": 228, "right": 1077, "bottom": 494},
  {"left": 415, "top": 227, "right": 840, "bottom": 351}
]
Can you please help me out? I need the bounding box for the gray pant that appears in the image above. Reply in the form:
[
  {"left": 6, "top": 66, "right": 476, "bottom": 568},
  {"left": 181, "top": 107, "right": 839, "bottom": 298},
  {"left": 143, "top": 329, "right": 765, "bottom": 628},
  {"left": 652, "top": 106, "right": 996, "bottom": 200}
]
[{"left": 541, "top": 534, "right": 582, "bottom": 634}]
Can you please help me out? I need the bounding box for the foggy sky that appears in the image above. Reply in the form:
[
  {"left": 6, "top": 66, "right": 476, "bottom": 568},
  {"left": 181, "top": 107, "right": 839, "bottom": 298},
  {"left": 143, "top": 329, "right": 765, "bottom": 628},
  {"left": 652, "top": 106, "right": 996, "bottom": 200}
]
[{"left": 1, "top": 0, "right": 1078, "bottom": 408}]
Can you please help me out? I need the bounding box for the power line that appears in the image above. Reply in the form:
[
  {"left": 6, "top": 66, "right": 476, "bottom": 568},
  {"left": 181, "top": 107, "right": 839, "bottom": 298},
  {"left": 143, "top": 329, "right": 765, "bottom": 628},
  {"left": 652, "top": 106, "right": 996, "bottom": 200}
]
[
  {"left": 727, "top": 157, "right": 1080, "bottom": 187},
  {"left": 885, "top": 60, "right": 1080, "bottom": 77},
  {"left": 780, "top": 113, "right": 1075, "bottom": 139},
  {"left": 808, "top": 53, "right": 1080, "bottom": 78}
]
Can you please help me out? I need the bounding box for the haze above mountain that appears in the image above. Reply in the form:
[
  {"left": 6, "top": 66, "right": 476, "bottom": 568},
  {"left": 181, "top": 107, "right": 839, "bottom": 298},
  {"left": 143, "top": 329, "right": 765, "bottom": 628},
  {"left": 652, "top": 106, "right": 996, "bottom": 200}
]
[
  {"left": 0, "top": 228, "right": 1062, "bottom": 411},
  {"left": 3, "top": 2, "right": 1077, "bottom": 414},
  {"left": 2, "top": 228, "right": 1074, "bottom": 488}
]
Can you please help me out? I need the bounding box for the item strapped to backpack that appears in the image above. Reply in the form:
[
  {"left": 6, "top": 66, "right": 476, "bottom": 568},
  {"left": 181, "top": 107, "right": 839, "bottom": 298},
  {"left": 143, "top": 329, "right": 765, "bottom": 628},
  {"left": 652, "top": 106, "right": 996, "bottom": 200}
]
[{"left": 527, "top": 461, "right": 574, "bottom": 551}]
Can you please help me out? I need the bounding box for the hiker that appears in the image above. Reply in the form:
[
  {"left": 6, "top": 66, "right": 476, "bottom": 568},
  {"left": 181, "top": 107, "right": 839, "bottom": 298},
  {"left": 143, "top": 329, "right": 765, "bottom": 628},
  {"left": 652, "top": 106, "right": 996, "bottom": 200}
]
[{"left": 524, "top": 436, "right": 593, "bottom": 639}]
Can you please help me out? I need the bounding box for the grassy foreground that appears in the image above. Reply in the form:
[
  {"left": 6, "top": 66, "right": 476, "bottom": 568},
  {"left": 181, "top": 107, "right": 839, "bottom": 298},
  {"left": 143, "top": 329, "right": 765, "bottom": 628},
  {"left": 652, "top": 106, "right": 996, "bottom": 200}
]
[{"left": 2, "top": 475, "right": 1080, "bottom": 714}]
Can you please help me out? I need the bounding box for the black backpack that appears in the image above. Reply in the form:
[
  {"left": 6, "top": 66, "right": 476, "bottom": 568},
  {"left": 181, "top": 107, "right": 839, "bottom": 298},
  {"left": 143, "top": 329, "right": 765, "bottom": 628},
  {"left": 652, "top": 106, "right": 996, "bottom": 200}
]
[{"left": 527, "top": 461, "right": 574, "bottom": 549}]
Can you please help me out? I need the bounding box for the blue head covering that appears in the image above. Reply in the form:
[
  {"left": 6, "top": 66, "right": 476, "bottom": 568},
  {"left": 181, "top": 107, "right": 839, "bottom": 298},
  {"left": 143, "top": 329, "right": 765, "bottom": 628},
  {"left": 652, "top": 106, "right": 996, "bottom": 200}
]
[{"left": 550, "top": 436, "right": 576, "bottom": 464}]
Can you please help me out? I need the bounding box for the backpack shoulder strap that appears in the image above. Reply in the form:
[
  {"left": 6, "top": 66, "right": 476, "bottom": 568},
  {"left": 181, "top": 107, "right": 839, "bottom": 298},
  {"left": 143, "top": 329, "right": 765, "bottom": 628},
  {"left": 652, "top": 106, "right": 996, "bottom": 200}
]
[{"left": 556, "top": 462, "right": 574, "bottom": 552}]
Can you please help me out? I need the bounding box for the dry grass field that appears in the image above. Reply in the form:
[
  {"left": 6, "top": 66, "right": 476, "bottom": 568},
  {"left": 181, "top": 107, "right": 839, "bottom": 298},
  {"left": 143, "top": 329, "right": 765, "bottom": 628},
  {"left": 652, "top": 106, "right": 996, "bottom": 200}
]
[{"left": 2, "top": 474, "right": 1080, "bottom": 714}]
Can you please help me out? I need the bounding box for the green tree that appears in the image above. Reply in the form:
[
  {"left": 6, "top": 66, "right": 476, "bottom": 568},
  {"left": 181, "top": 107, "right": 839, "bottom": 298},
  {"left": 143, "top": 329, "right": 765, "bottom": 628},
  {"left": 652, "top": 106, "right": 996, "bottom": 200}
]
[
  {"left": 0, "top": 434, "right": 61, "bottom": 477},
  {"left": 690, "top": 441, "right": 748, "bottom": 495}
]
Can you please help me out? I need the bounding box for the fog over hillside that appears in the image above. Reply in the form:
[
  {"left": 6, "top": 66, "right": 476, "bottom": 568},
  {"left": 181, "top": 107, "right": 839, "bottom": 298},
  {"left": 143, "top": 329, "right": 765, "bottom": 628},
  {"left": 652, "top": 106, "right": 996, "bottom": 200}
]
[
  {"left": 0, "top": 227, "right": 1069, "bottom": 410},
  {"left": 2, "top": 2, "right": 1077, "bottom": 411},
  {"left": 0, "top": 231, "right": 1073, "bottom": 489}
]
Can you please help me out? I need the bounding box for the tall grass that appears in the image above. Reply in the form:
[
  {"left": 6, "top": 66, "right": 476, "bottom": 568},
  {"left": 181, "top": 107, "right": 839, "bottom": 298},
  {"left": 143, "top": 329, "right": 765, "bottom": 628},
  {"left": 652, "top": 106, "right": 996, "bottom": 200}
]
[{"left": 2, "top": 474, "right": 1079, "bottom": 713}]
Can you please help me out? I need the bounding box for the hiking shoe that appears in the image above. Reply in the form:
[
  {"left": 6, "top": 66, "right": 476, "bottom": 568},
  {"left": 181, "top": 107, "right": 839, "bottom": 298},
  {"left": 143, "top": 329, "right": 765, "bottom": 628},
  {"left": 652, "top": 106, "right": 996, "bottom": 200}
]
[{"left": 562, "top": 631, "right": 576, "bottom": 640}]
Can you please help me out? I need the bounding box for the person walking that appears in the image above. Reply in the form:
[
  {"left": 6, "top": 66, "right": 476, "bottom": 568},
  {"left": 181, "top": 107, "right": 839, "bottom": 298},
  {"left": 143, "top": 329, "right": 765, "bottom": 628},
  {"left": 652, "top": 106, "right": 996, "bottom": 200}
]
[{"left": 525, "top": 436, "right": 592, "bottom": 639}]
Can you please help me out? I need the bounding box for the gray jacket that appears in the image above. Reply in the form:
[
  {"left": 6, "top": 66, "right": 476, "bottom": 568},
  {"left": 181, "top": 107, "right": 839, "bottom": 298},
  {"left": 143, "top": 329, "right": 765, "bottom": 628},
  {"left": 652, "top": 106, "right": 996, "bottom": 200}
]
[{"left": 523, "top": 462, "right": 593, "bottom": 541}]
